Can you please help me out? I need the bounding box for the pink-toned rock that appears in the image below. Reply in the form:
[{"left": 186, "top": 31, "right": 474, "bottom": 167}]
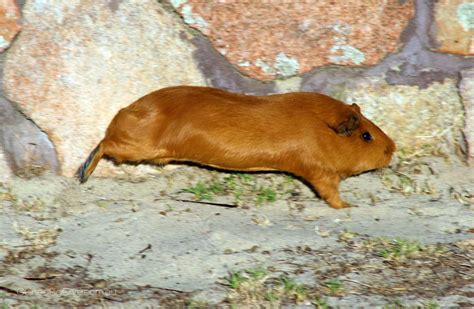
[
  {"left": 3, "top": 0, "right": 205, "bottom": 177},
  {"left": 0, "top": 0, "right": 21, "bottom": 53},
  {"left": 173, "top": 0, "right": 414, "bottom": 80},
  {"left": 433, "top": 0, "right": 474, "bottom": 56}
]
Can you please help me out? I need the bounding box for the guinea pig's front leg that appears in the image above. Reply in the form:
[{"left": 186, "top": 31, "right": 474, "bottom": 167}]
[{"left": 307, "top": 172, "right": 350, "bottom": 209}]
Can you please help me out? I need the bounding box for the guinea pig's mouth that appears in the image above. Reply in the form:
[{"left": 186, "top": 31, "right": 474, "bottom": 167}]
[
  {"left": 381, "top": 153, "right": 395, "bottom": 168},
  {"left": 384, "top": 146, "right": 392, "bottom": 155},
  {"left": 385, "top": 140, "right": 397, "bottom": 155},
  {"left": 371, "top": 152, "right": 394, "bottom": 171},
  {"left": 382, "top": 142, "right": 396, "bottom": 165}
]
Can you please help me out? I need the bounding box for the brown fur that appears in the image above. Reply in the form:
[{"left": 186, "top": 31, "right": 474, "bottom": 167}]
[{"left": 78, "top": 86, "right": 396, "bottom": 209}]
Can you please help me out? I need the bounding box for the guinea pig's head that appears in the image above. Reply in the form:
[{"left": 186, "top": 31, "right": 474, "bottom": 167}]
[{"left": 334, "top": 103, "right": 396, "bottom": 175}]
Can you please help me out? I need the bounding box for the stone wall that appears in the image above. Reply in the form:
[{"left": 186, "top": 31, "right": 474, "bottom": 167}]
[{"left": 0, "top": 0, "right": 473, "bottom": 178}]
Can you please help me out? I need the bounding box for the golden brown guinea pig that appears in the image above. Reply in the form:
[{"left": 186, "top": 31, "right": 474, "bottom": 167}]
[{"left": 77, "top": 86, "right": 396, "bottom": 209}]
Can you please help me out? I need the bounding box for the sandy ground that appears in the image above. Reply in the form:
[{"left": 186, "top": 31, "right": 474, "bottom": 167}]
[{"left": 0, "top": 156, "right": 473, "bottom": 308}]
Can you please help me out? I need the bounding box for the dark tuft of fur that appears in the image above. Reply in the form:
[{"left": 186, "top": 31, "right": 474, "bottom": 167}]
[{"left": 77, "top": 146, "right": 99, "bottom": 183}]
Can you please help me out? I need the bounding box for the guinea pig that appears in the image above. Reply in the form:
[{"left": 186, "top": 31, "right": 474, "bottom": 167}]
[{"left": 77, "top": 86, "right": 396, "bottom": 209}]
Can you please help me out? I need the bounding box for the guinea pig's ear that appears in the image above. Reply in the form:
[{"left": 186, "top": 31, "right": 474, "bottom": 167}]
[
  {"left": 351, "top": 103, "right": 361, "bottom": 113},
  {"left": 336, "top": 114, "right": 359, "bottom": 136}
]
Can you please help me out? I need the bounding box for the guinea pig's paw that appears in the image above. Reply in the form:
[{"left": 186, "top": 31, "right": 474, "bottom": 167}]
[{"left": 330, "top": 201, "right": 352, "bottom": 209}]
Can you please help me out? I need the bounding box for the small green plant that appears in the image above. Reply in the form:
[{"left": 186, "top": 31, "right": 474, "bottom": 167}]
[
  {"left": 279, "top": 276, "right": 306, "bottom": 300},
  {"left": 383, "top": 299, "right": 404, "bottom": 309},
  {"left": 256, "top": 187, "right": 277, "bottom": 205},
  {"left": 181, "top": 173, "right": 288, "bottom": 206},
  {"left": 264, "top": 291, "right": 278, "bottom": 302},
  {"left": 245, "top": 268, "right": 267, "bottom": 280},
  {"left": 313, "top": 297, "right": 329, "bottom": 309},
  {"left": 322, "top": 278, "right": 343, "bottom": 294},
  {"left": 228, "top": 271, "right": 246, "bottom": 289},
  {"left": 424, "top": 301, "right": 439, "bottom": 309},
  {"left": 226, "top": 268, "right": 312, "bottom": 305},
  {"left": 233, "top": 187, "right": 244, "bottom": 203},
  {"left": 237, "top": 173, "right": 254, "bottom": 184},
  {"left": 223, "top": 175, "right": 238, "bottom": 190},
  {"left": 283, "top": 174, "right": 296, "bottom": 183},
  {"left": 222, "top": 175, "right": 244, "bottom": 202},
  {"left": 227, "top": 268, "right": 267, "bottom": 289},
  {"left": 378, "top": 238, "right": 424, "bottom": 260},
  {"left": 280, "top": 276, "right": 297, "bottom": 291},
  {"left": 182, "top": 181, "right": 224, "bottom": 201}
]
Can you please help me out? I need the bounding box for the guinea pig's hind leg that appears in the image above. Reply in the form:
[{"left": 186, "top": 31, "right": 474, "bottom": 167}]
[{"left": 307, "top": 173, "right": 350, "bottom": 209}]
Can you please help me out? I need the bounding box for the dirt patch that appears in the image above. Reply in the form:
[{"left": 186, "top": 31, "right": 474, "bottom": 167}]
[{"left": 0, "top": 157, "right": 473, "bottom": 307}]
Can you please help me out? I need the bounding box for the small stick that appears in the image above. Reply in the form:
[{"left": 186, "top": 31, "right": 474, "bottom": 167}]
[
  {"left": 134, "top": 285, "right": 187, "bottom": 294},
  {"left": 138, "top": 244, "right": 152, "bottom": 254},
  {"left": 342, "top": 278, "right": 373, "bottom": 289},
  {"left": 154, "top": 198, "right": 238, "bottom": 208}
]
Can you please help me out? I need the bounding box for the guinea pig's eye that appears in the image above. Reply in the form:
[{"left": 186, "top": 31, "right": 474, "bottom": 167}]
[{"left": 362, "top": 131, "right": 372, "bottom": 142}]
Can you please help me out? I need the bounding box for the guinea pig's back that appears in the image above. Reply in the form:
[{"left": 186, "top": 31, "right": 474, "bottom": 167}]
[
  {"left": 157, "top": 88, "right": 329, "bottom": 143},
  {"left": 150, "top": 88, "right": 335, "bottom": 168},
  {"left": 129, "top": 87, "right": 353, "bottom": 149}
]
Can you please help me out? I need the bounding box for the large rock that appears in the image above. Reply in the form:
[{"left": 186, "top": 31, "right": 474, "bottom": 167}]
[
  {"left": 433, "top": 0, "right": 474, "bottom": 56},
  {"left": 332, "top": 78, "right": 464, "bottom": 160},
  {"left": 0, "top": 97, "right": 59, "bottom": 178},
  {"left": 0, "top": 0, "right": 21, "bottom": 53},
  {"left": 460, "top": 69, "right": 474, "bottom": 164},
  {"left": 0, "top": 148, "right": 12, "bottom": 181},
  {"left": 3, "top": 0, "right": 206, "bottom": 177},
  {"left": 173, "top": 0, "right": 414, "bottom": 80}
]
